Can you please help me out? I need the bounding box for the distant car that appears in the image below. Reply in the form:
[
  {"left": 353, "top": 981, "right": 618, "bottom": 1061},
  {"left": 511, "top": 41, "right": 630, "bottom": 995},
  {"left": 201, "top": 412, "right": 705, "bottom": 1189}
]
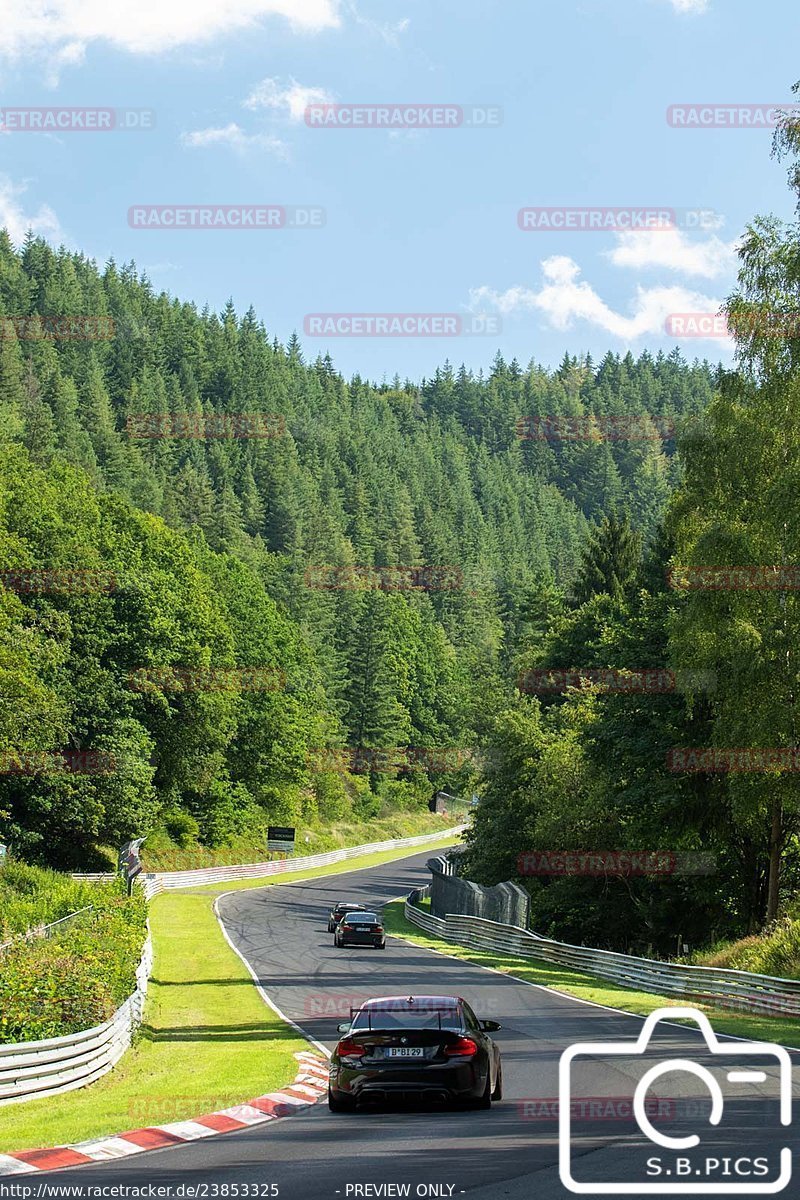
[
  {"left": 334, "top": 911, "right": 386, "bottom": 949},
  {"left": 327, "top": 901, "right": 370, "bottom": 932},
  {"left": 328, "top": 994, "right": 502, "bottom": 1112}
]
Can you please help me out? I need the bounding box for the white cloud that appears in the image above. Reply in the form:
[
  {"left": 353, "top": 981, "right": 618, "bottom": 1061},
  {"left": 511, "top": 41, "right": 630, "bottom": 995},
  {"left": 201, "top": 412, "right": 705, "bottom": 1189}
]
[
  {"left": 345, "top": 3, "right": 409, "bottom": 46},
  {"left": 667, "top": 0, "right": 708, "bottom": 12},
  {"left": 0, "top": 176, "right": 62, "bottom": 246},
  {"left": 606, "top": 228, "right": 739, "bottom": 279},
  {"left": 181, "top": 122, "right": 289, "bottom": 158},
  {"left": 141, "top": 262, "right": 180, "bottom": 275},
  {"left": 0, "top": 1, "right": 341, "bottom": 61},
  {"left": 244, "top": 77, "right": 335, "bottom": 123},
  {"left": 470, "top": 256, "right": 723, "bottom": 341}
]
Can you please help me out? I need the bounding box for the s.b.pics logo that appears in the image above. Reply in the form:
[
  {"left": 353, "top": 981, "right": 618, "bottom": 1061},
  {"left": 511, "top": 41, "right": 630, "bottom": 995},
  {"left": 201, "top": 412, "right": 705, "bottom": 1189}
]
[{"left": 559, "top": 1008, "right": 792, "bottom": 1194}]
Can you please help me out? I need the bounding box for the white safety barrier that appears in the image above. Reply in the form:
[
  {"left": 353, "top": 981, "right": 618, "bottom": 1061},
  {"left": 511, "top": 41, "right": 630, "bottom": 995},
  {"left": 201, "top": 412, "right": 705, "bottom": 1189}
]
[
  {"left": 404, "top": 897, "right": 800, "bottom": 1019},
  {"left": 1, "top": 827, "right": 463, "bottom": 1106},
  {"left": 75, "top": 825, "right": 465, "bottom": 899},
  {"left": 0, "top": 934, "right": 152, "bottom": 1106}
]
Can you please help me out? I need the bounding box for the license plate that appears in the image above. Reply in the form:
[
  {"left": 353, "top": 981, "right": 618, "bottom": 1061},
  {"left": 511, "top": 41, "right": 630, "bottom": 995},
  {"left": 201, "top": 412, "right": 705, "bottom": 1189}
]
[{"left": 386, "top": 1047, "right": 425, "bottom": 1058}]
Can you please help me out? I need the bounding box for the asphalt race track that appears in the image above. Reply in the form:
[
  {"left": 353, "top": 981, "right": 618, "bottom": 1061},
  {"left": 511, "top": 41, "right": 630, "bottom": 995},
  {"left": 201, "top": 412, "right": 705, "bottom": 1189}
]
[{"left": 31, "top": 848, "right": 798, "bottom": 1199}]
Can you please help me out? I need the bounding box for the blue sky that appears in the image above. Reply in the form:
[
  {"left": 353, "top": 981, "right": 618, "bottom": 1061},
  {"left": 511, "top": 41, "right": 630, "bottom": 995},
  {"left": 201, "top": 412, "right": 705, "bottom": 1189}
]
[{"left": 1, "top": 0, "right": 799, "bottom": 381}]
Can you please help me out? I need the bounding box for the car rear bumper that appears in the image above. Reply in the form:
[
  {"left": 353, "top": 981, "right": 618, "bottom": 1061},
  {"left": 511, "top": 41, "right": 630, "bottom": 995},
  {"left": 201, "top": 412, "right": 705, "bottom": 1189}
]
[
  {"left": 333, "top": 1061, "right": 485, "bottom": 1101},
  {"left": 338, "top": 935, "right": 384, "bottom": 945}
]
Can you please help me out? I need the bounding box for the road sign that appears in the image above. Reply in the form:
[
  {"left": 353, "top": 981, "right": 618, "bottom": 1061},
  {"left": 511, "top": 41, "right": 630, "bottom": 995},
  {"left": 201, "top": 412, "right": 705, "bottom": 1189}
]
[
  {"left": 118, "top": 837, "right": 146, "bottom": 893},
  {"left": 0, "top": 843, "right": 6, "bottom": 865},
  {"left": 267, "top": 825, "right": 296, "bottom": 853}
]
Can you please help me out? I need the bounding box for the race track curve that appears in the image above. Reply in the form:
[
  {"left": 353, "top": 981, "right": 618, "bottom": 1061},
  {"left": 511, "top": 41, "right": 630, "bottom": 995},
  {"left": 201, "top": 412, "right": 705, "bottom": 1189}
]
[{"left": 33, "top": 847, "right": 797, "bottom": 1200}]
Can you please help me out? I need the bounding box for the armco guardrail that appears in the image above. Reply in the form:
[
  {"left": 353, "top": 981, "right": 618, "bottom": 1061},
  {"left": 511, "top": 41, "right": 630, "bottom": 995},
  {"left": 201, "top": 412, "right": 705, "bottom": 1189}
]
[
  {"left": 404, "top": 898, "right": 800, "bottom": 1019},
  {"left": 75, "top": 825, "right": 465, "bottom": 899},
  {"left": 4, "top": 827, "right": 463, "bottom": 1105},
  {"left": 0, "top": 934, "right": 152, "bottom": 1106}
]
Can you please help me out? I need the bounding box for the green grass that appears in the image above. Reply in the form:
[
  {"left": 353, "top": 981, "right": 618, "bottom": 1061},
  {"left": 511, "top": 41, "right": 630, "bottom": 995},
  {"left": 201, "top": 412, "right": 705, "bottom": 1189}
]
[
  {"left": 381, "top": 900, "right": 800, "bottom": 1049},
  {"left": 143, "top": 811, "right": 457, "bottom": 871},
  {"left": 689, "top": 919, "right": 800, "bottom": 980},
  {"left": 0, "top": 832, "right": 459, "bottom": 1155},
  {"left": 0, "top": 862, "right": 114, "bottom": 940}
]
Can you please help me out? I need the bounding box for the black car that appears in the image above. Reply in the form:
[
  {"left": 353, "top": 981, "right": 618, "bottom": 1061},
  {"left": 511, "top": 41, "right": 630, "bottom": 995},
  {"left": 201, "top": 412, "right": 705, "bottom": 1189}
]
[
  {"left": 327, "top": 901, "right": 370, "bottom": 932},
  {"left": 328, "top": 994, "right": 502, "bottom": 1111},
  {"left": 334, "top": 911, "right": 386, "bottom": 949}
]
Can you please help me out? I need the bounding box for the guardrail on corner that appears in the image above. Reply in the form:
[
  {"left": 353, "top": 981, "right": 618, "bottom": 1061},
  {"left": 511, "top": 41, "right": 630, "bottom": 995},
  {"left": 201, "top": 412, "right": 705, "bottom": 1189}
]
[
  {"left": 403, "top": 897, "right": 800, "bottom": 1020},
  {"left": 74, "top": 825, "right": 466, "bottom": 896},
  {"left": 0, "top": 933, "right": 153, "bottom": 1107},
  {"left": 4, "top": 826, "right": 463, "bottom": 1106}
]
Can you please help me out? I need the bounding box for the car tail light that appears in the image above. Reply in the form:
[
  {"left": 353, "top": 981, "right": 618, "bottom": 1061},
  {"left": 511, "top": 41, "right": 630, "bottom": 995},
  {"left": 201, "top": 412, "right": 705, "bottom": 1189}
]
[
  {"left": 337, "top": 1039, "right": 366, "bottom": 1058},
  {"left": 373, "top": 926, "right": 383, "bottom": 933},
  {"left": 341, "top": 924, "right": 353, "bottom": 932},
  {"left": 444, "top": 1037, "right": 478, "bottom": 1057}
]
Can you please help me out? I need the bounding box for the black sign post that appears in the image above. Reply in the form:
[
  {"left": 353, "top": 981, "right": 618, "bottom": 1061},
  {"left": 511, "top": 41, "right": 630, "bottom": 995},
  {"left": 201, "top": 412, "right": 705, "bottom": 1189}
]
[
  {"left": 267, "top": 825, "right": 296, "bottom": 855},
  {"left": 119, "top": 837, "right": 147, "bottom": 895}
]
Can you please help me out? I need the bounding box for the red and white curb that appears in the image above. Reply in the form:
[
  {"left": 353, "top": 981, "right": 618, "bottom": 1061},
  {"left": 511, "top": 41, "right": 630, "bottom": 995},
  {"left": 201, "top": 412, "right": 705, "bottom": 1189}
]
[{"left": 0, "top": 1052, "right": 329, "bottom": 1176}]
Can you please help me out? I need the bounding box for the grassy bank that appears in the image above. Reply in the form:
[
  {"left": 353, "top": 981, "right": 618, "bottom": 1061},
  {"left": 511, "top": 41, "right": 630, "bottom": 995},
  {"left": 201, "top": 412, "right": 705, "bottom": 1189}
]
[
  {"left": 0, "top": 869, "right": 148, "bottom": 1044},
  {"left": 142, "top": 809, "right": 456, "bottom": 872},
  {"left": 382, "top": 900, "right": 800, "bottom": 1049},
  {"left": 688, "top": 916, "right": 800, "bottom": 980},
  {"left": 0, "top": 832, "right": 459, "bottom": 1154},
  {"left": 0, "top": 862, "right": 115, "bottom": 939}
]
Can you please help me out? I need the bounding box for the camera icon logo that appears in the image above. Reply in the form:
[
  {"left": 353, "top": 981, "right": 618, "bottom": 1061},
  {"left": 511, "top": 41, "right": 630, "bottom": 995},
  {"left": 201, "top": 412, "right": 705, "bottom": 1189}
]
[{"left": 559, "top": 1007, "right": 792, "bottom": 1194}]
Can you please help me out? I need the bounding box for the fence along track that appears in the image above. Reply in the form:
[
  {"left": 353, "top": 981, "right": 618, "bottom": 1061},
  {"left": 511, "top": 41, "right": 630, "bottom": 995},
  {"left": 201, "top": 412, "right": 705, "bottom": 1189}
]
[
  {"left": 403, "top": 893, "right": 800, "bottom": 1019},
  {"left": 0, "top": 906, "right": 94, "bottom": 956}
]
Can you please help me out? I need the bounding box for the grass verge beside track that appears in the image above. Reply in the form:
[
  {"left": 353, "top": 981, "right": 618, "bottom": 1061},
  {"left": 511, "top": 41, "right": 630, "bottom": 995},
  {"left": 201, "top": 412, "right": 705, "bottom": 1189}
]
[
  {"left": 381, "top": 900, "right": 800, "bottom": 1049},
  {"left": 0, "top": 833, "right": 459, "bottom": 1154}
]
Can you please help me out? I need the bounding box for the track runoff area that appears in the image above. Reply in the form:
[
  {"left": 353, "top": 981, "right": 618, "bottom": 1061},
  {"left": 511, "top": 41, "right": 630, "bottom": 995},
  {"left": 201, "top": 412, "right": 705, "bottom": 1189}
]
[{"left": 11, "top": 846, "right": 797, "bottom": 1200}]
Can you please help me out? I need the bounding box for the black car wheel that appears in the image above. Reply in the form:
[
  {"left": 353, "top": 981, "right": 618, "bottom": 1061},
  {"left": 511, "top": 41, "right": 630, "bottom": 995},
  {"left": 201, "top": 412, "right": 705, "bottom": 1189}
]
[
  {"left": 492, "top": 1062, "right": 503, "bottom": 1101},
  {"left": 474, "top": 1070, "right": 492, "bottom": 1110},
  {"left": 376, "top": 941, "right": 386, "bottom": 949},
  {"left": 328, "top": 1088, "right": 354, "bottom": 1113},
  {"left": 328, "top": 922, "right": 334, "bottom": 932}
]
